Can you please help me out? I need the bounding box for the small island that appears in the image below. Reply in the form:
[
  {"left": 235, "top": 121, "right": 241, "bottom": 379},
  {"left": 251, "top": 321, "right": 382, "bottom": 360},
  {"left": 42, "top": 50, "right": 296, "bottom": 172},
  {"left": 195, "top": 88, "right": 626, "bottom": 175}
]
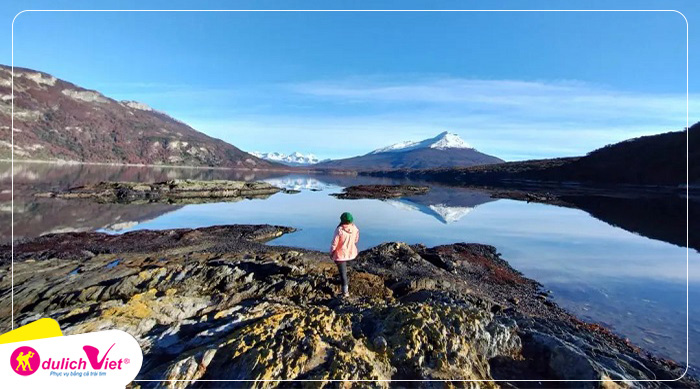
[
  {"left": 35, "top": 179, "right": 283, "bottom": 204},
  {"left": 332, "top": 184, "right": 430, "bottom": 199}
]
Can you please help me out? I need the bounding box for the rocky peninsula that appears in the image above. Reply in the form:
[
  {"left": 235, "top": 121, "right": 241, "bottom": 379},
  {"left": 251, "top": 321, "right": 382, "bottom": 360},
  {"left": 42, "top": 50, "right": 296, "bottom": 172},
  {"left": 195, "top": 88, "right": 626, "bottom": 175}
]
[
  {"left": 0, "top": 225, "right": 694, "bottom": 387},
  {"left": 332, "top": 184, "right": 430, "bottom": 200},
  {"left": 35, "top": 179, "right": 282, "bottom": 204}
]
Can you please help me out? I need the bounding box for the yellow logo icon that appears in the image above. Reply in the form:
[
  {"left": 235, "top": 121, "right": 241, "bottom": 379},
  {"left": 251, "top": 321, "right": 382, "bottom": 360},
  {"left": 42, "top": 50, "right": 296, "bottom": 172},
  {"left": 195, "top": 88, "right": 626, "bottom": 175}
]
[{"left": 15, "top": 351, "right": 35, "bottom": 372}]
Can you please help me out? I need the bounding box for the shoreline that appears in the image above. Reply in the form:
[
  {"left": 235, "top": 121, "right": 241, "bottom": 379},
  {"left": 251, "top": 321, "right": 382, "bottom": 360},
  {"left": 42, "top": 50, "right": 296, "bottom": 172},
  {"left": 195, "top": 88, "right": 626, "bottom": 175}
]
[
  {"left": 1, "top": 224, "right": 693, "bottom": 385},
  {"left": 362, "top": 169, "right": 696, "bottom": 196},
  {"left": 1, "top": 158, "right": 361, "bottom": 177},
  {"left": 0, "top": 158, "right": 302, "bottom": 172}
]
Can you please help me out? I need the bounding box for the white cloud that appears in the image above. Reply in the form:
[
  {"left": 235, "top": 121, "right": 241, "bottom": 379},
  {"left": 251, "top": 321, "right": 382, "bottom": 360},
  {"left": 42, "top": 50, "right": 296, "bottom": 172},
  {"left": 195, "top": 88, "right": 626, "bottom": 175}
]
[
  {"left": 112, "top": 76, "right": 698, "bottom": 161},
  {"left": 290, "top": 77, "right": 693, "bottom": 123}
]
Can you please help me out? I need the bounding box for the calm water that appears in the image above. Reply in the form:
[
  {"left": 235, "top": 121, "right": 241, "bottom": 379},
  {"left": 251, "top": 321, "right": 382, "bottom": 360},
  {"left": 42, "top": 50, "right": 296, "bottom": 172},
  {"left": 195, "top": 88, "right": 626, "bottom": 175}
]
[{"left": 2, "top": 163, "right": 697, "bottom": 372}]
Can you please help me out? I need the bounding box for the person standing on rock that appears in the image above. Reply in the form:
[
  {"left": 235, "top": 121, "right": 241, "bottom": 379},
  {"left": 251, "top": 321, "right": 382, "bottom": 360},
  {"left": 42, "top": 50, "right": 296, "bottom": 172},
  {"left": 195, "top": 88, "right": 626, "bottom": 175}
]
[{"left": 330, "top": 212, "right": 360, "bottom": 297}]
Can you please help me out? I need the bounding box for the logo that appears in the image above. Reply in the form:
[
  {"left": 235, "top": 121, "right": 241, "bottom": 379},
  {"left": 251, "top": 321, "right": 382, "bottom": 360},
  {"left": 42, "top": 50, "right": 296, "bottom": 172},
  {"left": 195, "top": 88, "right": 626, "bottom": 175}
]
[
  {"left": 1, "top": 329, "right": 143, "bottom": 385},
  {"left": 9, "top": 342, "right": 129, "bottom": 376},
  {"left": 38, "top": 342, "right": 128, "bottom": 372},
  {"left": 10, "top": 346, "right": 40, "bottom": 376}
]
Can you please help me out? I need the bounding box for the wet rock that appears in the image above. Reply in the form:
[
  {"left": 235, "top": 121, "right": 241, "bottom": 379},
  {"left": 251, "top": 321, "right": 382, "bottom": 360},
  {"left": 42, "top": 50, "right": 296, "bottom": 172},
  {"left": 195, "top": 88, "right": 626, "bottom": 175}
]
[
  {"left": 331, "top": 184, "right": 430, "bottom": 199},
  {"left": 526, "top": 331, "right": 602, "bottom": 382},
  {"left": 372, "top": 336, "right": 388, "bottom": 352},
  {"left": 0, "top": 224, "right": 695, "bottom": 387},
  {"left": 491, "top": 191, "right": 564, "bottom": 205}
]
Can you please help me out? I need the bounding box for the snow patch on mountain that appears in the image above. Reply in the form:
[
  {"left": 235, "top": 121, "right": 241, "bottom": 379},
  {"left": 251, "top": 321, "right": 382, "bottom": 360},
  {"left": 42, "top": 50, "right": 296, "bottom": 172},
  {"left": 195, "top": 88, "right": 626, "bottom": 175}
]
[
  {"left": 61, "top": 89, "right": 108, "bottom": 104},
  {"left": 251, "top": 151, "right": 326, "bottom": 166},
  {"left": 121, "top": 100, "right": 154, "bottom": 111},
  {"left": 20, "top": 71, "right": 57, "bottom": 87},
  {"left": 369, "top": 131, "right": 473, "bottom": 155}
]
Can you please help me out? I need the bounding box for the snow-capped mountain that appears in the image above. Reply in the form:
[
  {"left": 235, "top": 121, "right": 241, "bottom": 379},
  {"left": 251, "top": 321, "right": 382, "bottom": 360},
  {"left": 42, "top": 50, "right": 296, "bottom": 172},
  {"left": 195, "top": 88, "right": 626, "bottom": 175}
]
[
  {"left": 316, "top": 131, "right": 503, "bottom": 171},
  {"left": 251, "top": 151, "right": 326, "bottom": 166},
  {"left": 370, "top": 131, "right": 472, "bottom": 154}
]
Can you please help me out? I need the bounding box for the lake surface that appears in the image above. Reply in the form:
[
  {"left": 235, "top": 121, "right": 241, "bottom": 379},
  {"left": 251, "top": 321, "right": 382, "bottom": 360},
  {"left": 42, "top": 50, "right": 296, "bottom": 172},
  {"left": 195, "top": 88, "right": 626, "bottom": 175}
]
[{"left": 2, "top": 162, "right": 697, "bottom": 373}]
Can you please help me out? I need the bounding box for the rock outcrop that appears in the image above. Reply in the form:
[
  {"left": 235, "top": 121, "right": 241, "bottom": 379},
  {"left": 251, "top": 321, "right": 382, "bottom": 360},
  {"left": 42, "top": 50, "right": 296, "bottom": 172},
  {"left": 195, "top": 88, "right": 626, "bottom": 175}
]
[
  {"left": 35, "top": 179, "right": 282, "bottom": 204},
  {"left": 0, "top": 225, "right": 693, "bottom": 387}
]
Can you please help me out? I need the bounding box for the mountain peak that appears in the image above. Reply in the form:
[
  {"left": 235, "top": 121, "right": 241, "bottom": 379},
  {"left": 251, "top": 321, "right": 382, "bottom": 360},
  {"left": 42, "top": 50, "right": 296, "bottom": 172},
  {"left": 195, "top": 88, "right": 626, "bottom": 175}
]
[
  {"left": 370, "top": 131, "right": 473, "bottom": 154},
  {"left": 429, "top": 131, "right": 472, "bottom": 150}
]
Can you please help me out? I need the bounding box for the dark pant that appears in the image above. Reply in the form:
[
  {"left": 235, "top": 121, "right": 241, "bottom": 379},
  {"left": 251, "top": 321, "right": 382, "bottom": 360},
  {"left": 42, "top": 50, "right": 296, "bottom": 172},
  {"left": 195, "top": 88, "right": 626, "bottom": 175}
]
[{"left": 337, "top": 261, "right": 348, "bottom": 291}]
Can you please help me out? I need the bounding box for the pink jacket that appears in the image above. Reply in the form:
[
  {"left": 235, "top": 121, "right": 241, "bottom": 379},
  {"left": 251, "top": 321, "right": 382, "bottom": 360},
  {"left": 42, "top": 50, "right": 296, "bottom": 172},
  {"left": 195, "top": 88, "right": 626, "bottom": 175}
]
[{"left": 330, "top": 223, "right": 360, "bottom": 261}]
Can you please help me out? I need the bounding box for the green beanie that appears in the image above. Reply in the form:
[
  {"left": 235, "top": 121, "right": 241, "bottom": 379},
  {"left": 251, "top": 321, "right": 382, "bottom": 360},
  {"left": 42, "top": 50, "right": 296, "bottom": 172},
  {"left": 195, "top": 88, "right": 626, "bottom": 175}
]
[{"left": 340, "top": 212, "right": 354, "bottom": 224}]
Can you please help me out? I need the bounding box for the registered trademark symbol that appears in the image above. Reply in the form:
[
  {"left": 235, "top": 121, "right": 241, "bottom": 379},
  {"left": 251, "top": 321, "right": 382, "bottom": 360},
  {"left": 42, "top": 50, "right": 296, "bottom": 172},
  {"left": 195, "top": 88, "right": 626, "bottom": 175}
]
[{"left": 124, "top": 358, "right": 130, "bottom": 364}]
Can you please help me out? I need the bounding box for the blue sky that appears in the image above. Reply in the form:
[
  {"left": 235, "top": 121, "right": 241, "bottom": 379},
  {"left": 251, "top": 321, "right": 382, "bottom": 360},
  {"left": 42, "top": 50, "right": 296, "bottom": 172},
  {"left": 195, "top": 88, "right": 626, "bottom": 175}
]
[{"left": 3, "top": 1, "right": 699, "bottom": 160}]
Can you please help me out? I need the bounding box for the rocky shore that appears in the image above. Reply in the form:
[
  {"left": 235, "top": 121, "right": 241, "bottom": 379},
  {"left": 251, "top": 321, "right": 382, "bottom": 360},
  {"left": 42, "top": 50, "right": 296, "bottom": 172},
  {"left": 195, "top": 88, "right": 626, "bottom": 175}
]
[
  {"left": 0, "top": 225, "right": 694, "bottom": 387},
  {"left": 35, "top": 179, "right": 282, "bottom": 204},
  {"left": 332, "top": 184, "right": 430, "bottom": 199}
]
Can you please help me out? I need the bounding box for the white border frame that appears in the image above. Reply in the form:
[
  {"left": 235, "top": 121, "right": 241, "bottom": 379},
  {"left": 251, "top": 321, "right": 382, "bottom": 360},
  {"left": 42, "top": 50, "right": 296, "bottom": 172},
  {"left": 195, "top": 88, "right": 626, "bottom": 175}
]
[{"left": 9, "top": 8, "right": 690, "bottom": 384}]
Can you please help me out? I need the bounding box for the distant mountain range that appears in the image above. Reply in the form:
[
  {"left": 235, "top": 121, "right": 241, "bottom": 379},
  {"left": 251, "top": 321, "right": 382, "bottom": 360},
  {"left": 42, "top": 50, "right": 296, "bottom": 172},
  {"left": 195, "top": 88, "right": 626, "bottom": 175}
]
[
  {"left": 0, "top": 66, "right": 503, "bottom": 172},
  {"left": 0, "top": 65, "right": 281, "bottom": 169},
  {"left": 315, "top": 131, "right": 504, "bottom": 170},
  {"left": 251, "top": 151, "right": 327, "bottom": 166},
  {"left": 366, "top": 124, "right": 699, "bottom": 187}
]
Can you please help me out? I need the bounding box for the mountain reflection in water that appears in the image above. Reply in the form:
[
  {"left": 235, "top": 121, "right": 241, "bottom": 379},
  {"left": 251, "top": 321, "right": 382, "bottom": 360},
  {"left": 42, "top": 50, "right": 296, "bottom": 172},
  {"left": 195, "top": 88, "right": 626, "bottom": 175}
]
[
  {"left": 384, "top": 191, "right": 495, "bottom": 224},
  {"left": 0, "top": 162, "right": 286, "bottom": 242},
  {"left": 1, "top": 163, "right": 697, "bottom": 370},
  {"left": 1, "top": 164, "right": 694, "bottom": 251}
]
